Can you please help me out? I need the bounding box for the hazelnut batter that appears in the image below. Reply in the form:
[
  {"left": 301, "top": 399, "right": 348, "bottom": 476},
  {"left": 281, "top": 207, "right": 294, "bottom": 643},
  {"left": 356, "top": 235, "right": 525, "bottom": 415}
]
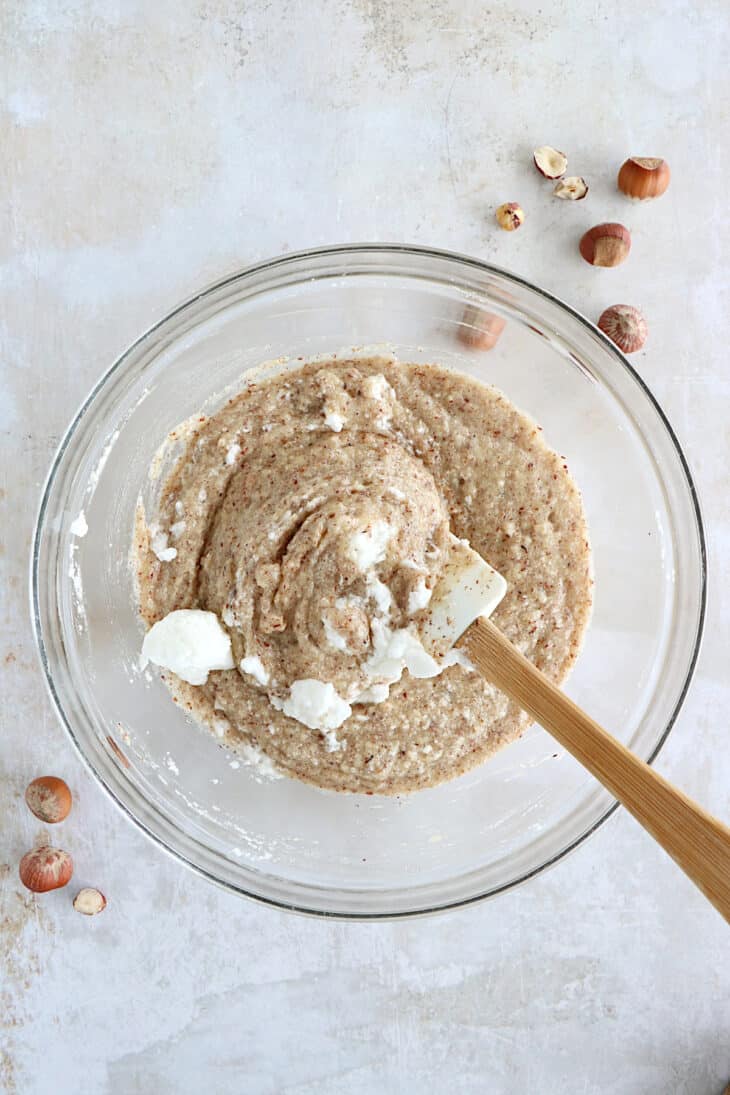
[{"left": 134, "top": 356, "right": 592, "bottom": 793}]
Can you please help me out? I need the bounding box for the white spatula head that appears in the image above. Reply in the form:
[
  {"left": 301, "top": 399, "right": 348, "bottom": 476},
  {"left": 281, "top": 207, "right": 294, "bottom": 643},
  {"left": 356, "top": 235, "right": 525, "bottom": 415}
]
[{"left": 420, "top": 534, "right": 507, "bottom": 656}]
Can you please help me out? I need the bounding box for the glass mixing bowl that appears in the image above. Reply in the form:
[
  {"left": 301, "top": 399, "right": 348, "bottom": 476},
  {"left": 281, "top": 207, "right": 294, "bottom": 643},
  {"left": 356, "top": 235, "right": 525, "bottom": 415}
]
[{"left": 32, "top": 245, "right": 706, "bottom": 918}]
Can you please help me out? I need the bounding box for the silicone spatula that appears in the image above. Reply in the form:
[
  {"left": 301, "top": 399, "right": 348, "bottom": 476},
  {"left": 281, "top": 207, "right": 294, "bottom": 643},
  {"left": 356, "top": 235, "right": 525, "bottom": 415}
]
[{"left": 423, "top": 534, "right": 730, "bottom": 923}]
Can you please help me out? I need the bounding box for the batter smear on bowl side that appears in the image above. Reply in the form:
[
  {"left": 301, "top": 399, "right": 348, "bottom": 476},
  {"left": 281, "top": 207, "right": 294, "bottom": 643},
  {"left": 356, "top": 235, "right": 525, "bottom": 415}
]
[{"left": 134, "top": 356, "right": 592, "bottom": 793}]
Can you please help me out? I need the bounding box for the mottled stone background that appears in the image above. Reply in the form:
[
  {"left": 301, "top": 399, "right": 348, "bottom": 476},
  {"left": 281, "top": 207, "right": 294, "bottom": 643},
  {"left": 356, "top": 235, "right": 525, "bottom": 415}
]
[{"left": 1, "top": 2, "right": 728, "bottom": 1092}]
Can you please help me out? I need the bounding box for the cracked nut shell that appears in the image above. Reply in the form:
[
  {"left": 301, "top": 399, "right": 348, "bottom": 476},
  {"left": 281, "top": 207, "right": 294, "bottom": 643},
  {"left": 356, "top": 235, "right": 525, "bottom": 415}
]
[
  {"left": 554, "top": 176, "right": 588, "bottom": 201},
  {"left": 73, "top": 887, "right": 107, "bottom": 915},
  {"left": 533, "top": 145, "right": 568, "bottom": 179}
]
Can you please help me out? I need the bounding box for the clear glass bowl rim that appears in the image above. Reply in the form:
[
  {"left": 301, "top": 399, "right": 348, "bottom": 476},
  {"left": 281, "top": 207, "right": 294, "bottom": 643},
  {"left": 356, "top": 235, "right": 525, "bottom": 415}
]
[{"left": 31, "top": 242, "right": 708, "bottom": 920}]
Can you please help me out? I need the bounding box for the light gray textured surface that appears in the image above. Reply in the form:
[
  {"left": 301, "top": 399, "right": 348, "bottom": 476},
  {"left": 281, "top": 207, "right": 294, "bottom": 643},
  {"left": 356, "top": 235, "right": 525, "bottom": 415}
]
[{"left": 2, "top": 2, "right": 729, "bottom": 1093}]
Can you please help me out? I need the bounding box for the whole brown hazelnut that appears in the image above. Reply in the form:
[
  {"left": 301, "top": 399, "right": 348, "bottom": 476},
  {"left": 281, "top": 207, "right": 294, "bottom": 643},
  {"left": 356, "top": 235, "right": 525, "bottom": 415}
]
[
  {"left": 19, "top": 846, "right": 73, "bottom": 893},
  {"left": 598, "top": 305, "right": 648, "bottom": 354},
  {"left": 579, "top": 223, "right": 631, "bottom": 267},
  {"left": 25, "top": 776, "right": 72, "bottom": 823},
  {"left": 617, "top": 157, "right": 670, "bottom": 200},
  {"left": 458, "top": 305, "right": 506, "bottom": 351}
]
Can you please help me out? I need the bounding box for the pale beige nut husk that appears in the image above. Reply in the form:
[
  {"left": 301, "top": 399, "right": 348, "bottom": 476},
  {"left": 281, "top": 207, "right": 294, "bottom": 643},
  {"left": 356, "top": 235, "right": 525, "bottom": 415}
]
[
  {"left": 73, "top": 887, "right": 107, "bottom": 915},
  {"left": 533, "top": 145, "right": 568, "bottom": 178},
  {"left": 553, "top": 176, "right": 588, "bottom": 201}
]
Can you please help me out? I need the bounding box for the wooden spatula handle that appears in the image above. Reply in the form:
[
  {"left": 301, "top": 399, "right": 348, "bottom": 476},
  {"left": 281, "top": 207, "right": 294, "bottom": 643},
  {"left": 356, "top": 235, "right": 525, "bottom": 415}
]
[{"left": 465, "top": 615, "right": 730, "bottom": 923}]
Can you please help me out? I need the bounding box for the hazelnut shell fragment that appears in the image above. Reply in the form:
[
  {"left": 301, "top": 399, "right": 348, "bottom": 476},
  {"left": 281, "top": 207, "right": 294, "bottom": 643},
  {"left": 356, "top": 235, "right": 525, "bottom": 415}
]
[
  {"left": 73, "top": 887, "right": 107, "bottom": 916},
  {"left": 533, "top": 145, "right": 568, "bottom": 179},
  {"left": 553, "top": 176, "right": 589, "bottom": 201}
]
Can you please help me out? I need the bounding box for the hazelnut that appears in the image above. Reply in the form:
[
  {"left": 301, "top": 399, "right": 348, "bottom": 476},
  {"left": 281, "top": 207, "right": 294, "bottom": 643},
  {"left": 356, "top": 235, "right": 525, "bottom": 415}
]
[
  {"left": 533, "top": 145, "right": 568, "bottom": 179},
  {"left": 458, "top": 305, "right": 506, "bottom": 351},
  {"left": 579, "top": 223, "right": 631, "bottom": 267},
  {"left": 73, "top": 887, "right": 107, "bottom": 916},
  {"left": 553, "top": 176, "right": 589, "bottom": 201},
  {"left": 25, "top": 776, "right": 72, "bottom": 823},
  {"left": 19, "top": 846, "right": 73, "bottom": 893},
  {"left": 495, "top": 203, "right": 525, "bottom": 231},
  {"left": 617, "top": 157, "right": 670, "bottom": 201},
  {"left": 598, "top": 305, "right": 648, "bottom": 353}
]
